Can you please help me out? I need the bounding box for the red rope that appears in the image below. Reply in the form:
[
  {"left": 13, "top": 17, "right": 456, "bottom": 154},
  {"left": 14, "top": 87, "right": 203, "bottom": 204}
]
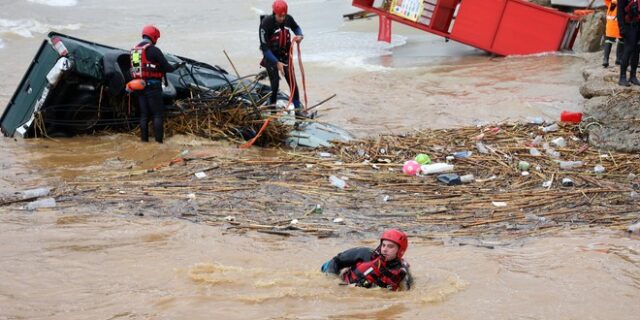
[
  {"left": 297, "top": 41, "right": 308, "bottom": 111},
  {"left": 241, "top": 40, "right": 307, "bottom": 149}
]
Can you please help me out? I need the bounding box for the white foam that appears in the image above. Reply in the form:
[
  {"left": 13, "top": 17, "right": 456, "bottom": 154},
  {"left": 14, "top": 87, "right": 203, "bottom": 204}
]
[
  {"left": 0, "top": 38, "right": 4, "bottom": 49},
  {"left": 27, "top": 0, "right": 78, "bottom": 7},
  {"left": 250, "top": 6, "right": 266, "bottom": 16},
  {"left": 0, "top": 18, "right": 80, "bottom": 38},
  {"left": 301, "top": 31, "right": 407, "bottom": 71}
]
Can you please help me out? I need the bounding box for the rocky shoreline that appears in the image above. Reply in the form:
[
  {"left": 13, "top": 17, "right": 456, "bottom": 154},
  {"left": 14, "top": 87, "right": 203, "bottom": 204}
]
[{"left": 579, "top": 50, "right": 640, "bottom": 152}]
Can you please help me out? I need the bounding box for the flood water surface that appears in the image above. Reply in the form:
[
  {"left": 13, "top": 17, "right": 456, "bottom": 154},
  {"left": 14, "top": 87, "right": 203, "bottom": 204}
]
[{"left": 0, "top": 210, "right": 638, "bottom": 319}]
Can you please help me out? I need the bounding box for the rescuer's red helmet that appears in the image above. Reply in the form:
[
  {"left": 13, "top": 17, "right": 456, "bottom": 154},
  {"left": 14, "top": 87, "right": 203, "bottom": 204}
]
[
  {"left": 380, "top": 229, "right": 408, "bottom": 259},
  {"left": 272, "top": 0, "right": 288, "bottom": 15},
  {"left": 142, "top": 25, "right": 160, "bottom": 44}
]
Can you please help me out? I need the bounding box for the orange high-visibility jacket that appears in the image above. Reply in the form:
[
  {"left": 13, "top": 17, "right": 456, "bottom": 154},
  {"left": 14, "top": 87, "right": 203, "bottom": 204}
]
[{"left": 605, "top": 0, "right": 621, "bottom": 39}]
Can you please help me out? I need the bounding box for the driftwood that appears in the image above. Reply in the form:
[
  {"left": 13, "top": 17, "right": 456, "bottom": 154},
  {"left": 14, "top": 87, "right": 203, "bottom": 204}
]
[{"left": 52, "top": 122, "right": 640, "bottom": 240}]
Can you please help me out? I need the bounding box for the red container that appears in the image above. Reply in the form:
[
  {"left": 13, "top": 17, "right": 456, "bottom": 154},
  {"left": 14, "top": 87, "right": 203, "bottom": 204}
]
[
  {"left": 560, "top": 111, "right": 582, "bottom": 123},
  {"left": 351, "top": 0, "right": 579, "bottom": 56}
]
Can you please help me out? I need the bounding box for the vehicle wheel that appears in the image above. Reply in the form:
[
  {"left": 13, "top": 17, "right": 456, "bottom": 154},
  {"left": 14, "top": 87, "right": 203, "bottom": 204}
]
[{"left": 64, "top": 91, "right": 100, "bottom": 134}]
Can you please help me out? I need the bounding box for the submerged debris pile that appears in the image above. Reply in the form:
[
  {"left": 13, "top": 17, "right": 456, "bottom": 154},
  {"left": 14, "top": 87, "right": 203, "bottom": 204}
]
[
  {"left": 49, "top": 122, "right": 640, "bottom": 241},
  {"left": 164, "top": 89, "right": 292, "bottom": 147},
  {"left": 29, "top": 76, "right": 294, "bottom": 146}
]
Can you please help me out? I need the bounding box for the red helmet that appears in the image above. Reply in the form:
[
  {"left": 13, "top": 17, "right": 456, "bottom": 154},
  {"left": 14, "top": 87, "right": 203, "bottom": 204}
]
[
  {"left": 380, "top": 229, "right": 408, "bottom": 259},
  {"left": 272, "top": 0, "right": 288, "bottom": 15},
  {"left": 142, "top": 25, "right": 160, "bottom": 44}
]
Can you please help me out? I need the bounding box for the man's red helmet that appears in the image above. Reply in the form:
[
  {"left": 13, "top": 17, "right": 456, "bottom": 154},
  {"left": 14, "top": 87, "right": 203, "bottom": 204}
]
[
  {"left": 272, "top": 0, "right": 288, "bottom": 15},
  {"left": 142, "top": 25, "right": 160, "bottom": 44},
  {"left": 380, "top": 229, "right": 408, "bottom": 259}
]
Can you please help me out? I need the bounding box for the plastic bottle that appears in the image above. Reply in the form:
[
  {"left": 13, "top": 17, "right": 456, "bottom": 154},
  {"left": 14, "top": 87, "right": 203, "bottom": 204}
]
[
  {"left": 551, "top": 137, "right": 566, "bottom": 148},
  {"left": 51, "top": 37, "right": 68, "bottom": 56},
  {"left": 542, "top": 123, "right": 559, "bottom": 133},
  {"left": 460, "top": 174, "right": 475, "bottom": 183},
  {"left": 628, "top": 222, "right": 640, "bottom": 234},
  {"left": 25, "top": 198, "right": 56, "bottom": 210},
  {"left": 561, "top": 178, "right": 575, "bottom": 187},
  {"left": 329, "top": 175, "right": 347, "bottom": 189},
  {"left": 543, "top": 143, "right": 561, "bottom": 158},
  {"left": 420, "top": 163, "right": 454, "bottom": 175},
  {"left": 453, "top": 151, "right": 473, "bottom": 159},
  {"left": 529, "top": 148, "right": 541, "bottom": 156},
  {"left": 46, "top": 57, "right": 71, "bottom": 85},
  {"left": 530, "top": 116, "right": 545, "bottom": 125},
  {"left": 437, "top": 173, "right": 462, "bottom": 186},
  {"left": 20, "top": 187, "right": 51, "bottom": 199},
  {"left": 475, "top": 142, "right": 489, "bottom": 154},
  {"left": 558, "top": 161, "right": 583, "bottom": 170},
  {"left": 531, "top": 135, "right": 544, "bottom": 146},
  {"left": 518, "top": 161, "right": 531, "bottom": 171}
]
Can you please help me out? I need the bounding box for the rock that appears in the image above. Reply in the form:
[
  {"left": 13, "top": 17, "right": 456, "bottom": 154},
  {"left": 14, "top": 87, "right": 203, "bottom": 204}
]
[
  {"left": 580, "top": 65, "right": 638, "bottom": 99},
  {"left": 584, "top": 95, "right": 608, "bottom": 111},
  {"left": 584, "top": 93, "right": 640, "bottom": 152},
  {"left": 574, "top": 11, "right": 605, "bottom": 53}
]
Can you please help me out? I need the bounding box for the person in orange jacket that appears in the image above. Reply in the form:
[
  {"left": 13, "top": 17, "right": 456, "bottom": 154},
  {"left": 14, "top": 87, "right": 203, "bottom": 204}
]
[{"left": 604, "top": 0, "right": 624, "bottom": 68}]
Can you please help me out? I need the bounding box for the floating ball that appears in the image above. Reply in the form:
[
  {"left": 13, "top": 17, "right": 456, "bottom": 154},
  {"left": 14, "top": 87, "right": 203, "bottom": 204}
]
[
  {"left": 403, "top": 160, "right": 421, "bottom": 176},
  {"left": 415, "top": 153, "right": 431, "bottom": 165}
]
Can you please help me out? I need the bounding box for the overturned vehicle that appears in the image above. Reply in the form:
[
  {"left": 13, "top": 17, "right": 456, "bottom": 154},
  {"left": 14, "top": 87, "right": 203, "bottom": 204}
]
[{"left": 0, "top": 32, "right": 351, "bottom": 148}]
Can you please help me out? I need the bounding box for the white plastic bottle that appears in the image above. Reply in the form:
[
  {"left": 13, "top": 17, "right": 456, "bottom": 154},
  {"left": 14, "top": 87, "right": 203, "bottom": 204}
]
[
  {"left": 558, "top": 161, "right": 583, "bottom": 170},
  {"left": 542, "top": 123, "right": 559, "bottom": 133},
  {"left": 21, "top": 187, "right": 51, "bottom": 199},
  {"left": 329, "top": 175, "right": 347, "bottom": 189},
  {"left": 420, "top": 163, "right": 454, "bottom": 175},
  {"left": 25, "top": 198, "right": 57, "bottom": 210}
]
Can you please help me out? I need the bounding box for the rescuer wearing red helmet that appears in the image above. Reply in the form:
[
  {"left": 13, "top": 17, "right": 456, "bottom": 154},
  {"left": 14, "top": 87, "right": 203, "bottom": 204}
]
[
  {"left": 320, "top": 229, "right": 413, "bottom": 291},
  {"left": 259, "top": 0, "right": 306, "bottom": 116},
  {"left": 130, "top": 25, "right": 185, "bottom": 143}
]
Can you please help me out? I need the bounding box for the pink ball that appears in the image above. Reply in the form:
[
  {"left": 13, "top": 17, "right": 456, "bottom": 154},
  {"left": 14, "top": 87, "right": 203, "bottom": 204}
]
[{"left": 402, "top": 160, "right": 421, "bottom": 176}]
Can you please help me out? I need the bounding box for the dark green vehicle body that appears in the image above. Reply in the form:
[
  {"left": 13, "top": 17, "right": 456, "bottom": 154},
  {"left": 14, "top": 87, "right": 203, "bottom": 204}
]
[{"left": 1, "top": 32, "right": 269, "bottom": 138}]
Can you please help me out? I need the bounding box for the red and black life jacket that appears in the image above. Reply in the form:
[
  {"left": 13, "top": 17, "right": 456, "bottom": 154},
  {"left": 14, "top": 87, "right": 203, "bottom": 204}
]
[
  {"left": 342, "top": 256, "right": 407, "bottom": 291},
  {"left": 625, "top": 0, "right": 640, "bottom": 23},
  {"left": 130, "top": 43, "right": 164, "bottom": 80},
  {"left": 269, "top": 26, "right": 292, "bottom": 59}
]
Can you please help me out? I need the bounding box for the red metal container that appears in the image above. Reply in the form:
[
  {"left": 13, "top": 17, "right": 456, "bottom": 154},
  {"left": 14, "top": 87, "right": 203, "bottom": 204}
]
[{"left": 351, "top": 0, "right": 579, "bottom": 56}]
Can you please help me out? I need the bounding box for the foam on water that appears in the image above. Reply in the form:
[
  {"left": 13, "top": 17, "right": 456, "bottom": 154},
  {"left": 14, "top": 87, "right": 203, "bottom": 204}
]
[
  {"left": 0, "top": 18, "right": 80, "bottom": 38},
  {"left": 27, "top": 0, "right": 78, "bottom": 7},
  {"left": 302, "top": 31, "right": 407, "bottom": 72},
  {"left": 250, "top": 6, "right": 266, "bottom": 16}
]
